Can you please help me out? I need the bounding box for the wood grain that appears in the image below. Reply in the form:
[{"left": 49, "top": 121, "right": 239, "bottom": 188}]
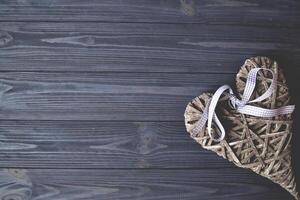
[
  {"left": 0, "top": 0, "right": 299, "bottom": 199},
  {"left": 0, "top": 168, "right": 294, "bottom": 200},
  {"left": 0, "top": 120, "right": 234, "bottom": 168},
  {"left": 0, "top": 72, "right": 235, "bottom": 121},
  {"left": 0, "top": 0, "right": 299, "bottom": 28},
  {"left": 0, "top": 22, "right": 299, "bottom": 72}
]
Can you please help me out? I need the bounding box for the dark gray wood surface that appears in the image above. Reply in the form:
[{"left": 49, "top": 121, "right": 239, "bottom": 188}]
[{"left": 0, "top": 0, "right": 299, "bottom": 199}]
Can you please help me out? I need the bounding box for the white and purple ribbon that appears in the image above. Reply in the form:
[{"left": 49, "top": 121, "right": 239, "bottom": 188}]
[{"left": 191, "top": 59, "right": 295, "bottom": 142}]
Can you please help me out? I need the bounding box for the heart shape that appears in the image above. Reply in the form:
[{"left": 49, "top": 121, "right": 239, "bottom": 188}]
[{"left": 184, "top": 56, "right": 298, "bottom": 199}]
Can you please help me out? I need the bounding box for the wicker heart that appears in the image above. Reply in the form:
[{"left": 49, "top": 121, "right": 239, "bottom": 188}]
[{"left": 184, "top": 56, "right": 298, "bottom": 199}]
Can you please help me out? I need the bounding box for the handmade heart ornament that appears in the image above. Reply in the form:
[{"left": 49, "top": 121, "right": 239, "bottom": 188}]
[{"left": 184, "top": 56, "right": 298, "bottom": 199}]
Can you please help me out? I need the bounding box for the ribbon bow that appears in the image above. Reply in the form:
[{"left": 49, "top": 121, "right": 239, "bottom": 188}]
[{"left": 191, "top": 59, "right": 295, "bottom": 142}]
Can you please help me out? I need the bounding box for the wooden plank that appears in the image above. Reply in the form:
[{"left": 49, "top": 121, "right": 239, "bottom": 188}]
[
  {"left": 0, "top": 0, "right": 299, "bottom": 27},
  {"left": 0, "top": 22, "right": 300, "bottom": 72},
  {"left": 0, "top": 168, "right": 293, "bottom": 200},
  {"left": 0, "top": 120, "right": 233, "bottom": 168},
  {"left": 0, "top": 72, "right": 235, "bottom": 121}
]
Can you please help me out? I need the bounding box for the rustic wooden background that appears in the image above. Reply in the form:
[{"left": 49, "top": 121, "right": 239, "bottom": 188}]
[{"left": 0, "top": 0, "right": 299, "bottom": 199}]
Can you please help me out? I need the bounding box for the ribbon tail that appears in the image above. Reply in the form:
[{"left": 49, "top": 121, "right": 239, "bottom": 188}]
[
  {"left": 211, "top": 112, "right": 226, "bottom": 142},
  {"left": 237, "top": 105, "right": 295, "bottom": 118}
]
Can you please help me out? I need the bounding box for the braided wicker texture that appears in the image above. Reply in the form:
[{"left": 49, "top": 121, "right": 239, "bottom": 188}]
[{"left": 184, "top": 57, "right": 298, "bottom": 199}]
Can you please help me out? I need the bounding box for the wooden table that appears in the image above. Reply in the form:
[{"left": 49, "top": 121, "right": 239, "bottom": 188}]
[{"left": 0, "top": 1, "right": 299, "bottom": 199}]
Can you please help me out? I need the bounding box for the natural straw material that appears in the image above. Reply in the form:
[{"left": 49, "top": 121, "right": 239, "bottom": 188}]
[{"left": 184, "top": 57, "right": 298, "bottom": 199}]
